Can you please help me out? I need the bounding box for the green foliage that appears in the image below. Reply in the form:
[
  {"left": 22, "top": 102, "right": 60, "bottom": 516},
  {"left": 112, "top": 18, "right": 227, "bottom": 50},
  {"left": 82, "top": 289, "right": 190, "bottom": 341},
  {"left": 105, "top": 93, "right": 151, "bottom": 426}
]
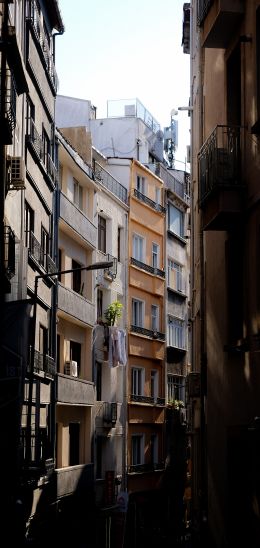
[
  {"left": 104, "top": 301, "right": 123, "bottom": 326},
  {"left": 167, "top": 399, "right": 185, "bottom": 410}
]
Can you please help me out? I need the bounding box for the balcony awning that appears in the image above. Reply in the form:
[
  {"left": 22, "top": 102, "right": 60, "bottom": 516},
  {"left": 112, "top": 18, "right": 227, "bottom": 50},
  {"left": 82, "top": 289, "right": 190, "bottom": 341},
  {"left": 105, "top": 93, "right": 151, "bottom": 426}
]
[{"left": 6, "top": 26, "right": 28, "bottom": 95}]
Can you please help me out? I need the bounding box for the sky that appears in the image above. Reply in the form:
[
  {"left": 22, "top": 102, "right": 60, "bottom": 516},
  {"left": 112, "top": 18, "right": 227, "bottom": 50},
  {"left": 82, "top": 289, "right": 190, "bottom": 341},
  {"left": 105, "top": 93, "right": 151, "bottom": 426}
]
[{"left": 55, "top": 0, "right": 191, "bottom": 169}]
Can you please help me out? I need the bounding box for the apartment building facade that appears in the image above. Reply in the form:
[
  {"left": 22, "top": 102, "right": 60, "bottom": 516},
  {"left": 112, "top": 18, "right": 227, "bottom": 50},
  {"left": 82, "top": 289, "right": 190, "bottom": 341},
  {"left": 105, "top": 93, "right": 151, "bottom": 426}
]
[
  {"left": 189, "top": 1, "right": 260, "bottom": 546},
  {"left": 0, "top": 0, "right": 64, "bottom": 544}
]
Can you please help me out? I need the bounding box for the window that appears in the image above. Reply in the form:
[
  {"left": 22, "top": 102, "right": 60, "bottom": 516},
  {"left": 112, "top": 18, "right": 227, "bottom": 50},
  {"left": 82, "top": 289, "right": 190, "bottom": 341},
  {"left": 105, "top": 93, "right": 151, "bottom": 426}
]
[
  {"left": 136, "top": 175, "right": 146, "bottom": 194},
  {"left": 117, "top": 227, "right": 121, "bottom": 262},
  {"left": 26, "top": 96, "right": 35, "bottom": 135},
  {"left": 168, "top": 316, "right": 185, "bottom": 349},
  {"left": 98, "top": 215, "right": 106, "bottom": 253},
  {"left": 97, "top": 288, "right": 103, "bottom": 320},
  {"left": 39, "top": 324, "right": 48, "bottom": 355},
  {"left": 132, "top": 298, "right": 144, "bottom": 327},
  {"left": 42, "top": 128, "right": 50, "bottom": 168},
  {"left": 132, "top": 234, "right": 144, "bottom": 262},
  {"left": 24, "top": 201, "right": 34, "bottom": 247},
  {"left": 41, "top": 225, "right": 49, "bottom": 270},
  {"left": 69, "top": 422, "right": 80, "bottom": 466},
  {"left": 155, "top": 187, "right": 161, "bottom": 205},
  {"left": 168, "top": 203, "right": 184, "bottom": 238},
  {"left": 151, "top": 370, "right": 158, "bottom": 400},
  {"left": 152, "top": 243, "right": 159, "bottom": 269},
  {"left": 96, "top": 361, "right": 102, "bottom": 401},
  {"left": 168, "top": 259, "right": 183, "bottom": 292},
  {"left": 73, "top": 178, "right": 83, "bottom": 210},
  {"left": 132, "top": 434, "right": 144, "bottom": 466},
  {"left": 72, "top": 259, "right": 82, "bottom": 294},
  {"left": 167, "top": 374, "right": 185, "bottom": 403},
  {"left": 151, "top": 305, "right": 159, "bottom": 331},
  {"left": 70, "top": 340, "right": 81, "bottom": 376},
  {"left": 151, "top": 434, "right": 158, "bottom": 465},
  {"left": 132, "top": 367, "right": 144, "bottom": 396}
]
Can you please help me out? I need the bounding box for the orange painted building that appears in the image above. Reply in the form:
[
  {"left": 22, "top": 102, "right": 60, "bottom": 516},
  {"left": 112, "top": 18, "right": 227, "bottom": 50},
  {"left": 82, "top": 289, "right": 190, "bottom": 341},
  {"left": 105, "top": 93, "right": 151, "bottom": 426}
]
[{"left": 127, "top": 159, "right": 166, "bottom": 493}]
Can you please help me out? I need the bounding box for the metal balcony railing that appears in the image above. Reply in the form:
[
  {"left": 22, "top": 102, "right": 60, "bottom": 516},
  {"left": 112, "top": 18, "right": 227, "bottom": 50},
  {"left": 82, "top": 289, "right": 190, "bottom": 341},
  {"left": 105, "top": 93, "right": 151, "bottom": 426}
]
[
  {"left": 130, "top": 394, "right": 155, "bottom": 404},
  {"left": 0, "top": 70, "right": 16, "bottom": 139},
  {"left": 145, "top": 162, "right": 190, "bottom": 204},
  {"left": 29, "top": 231, "right": 56, "bottom": 274},
  {"left": 4, "top": 225, "right": 15, "bottom": 279},
  {"left": 107, "top": 98, "right": 161, "bottom": 134},
  {"left": 131, "top": 325, "right": 165, "bottom": 341},
  {"left": 27, "top": 0, "right": 58, "bottom": 90},
  {"left": 102, "top": 402, "right": 117, "bottom": 424},
  {"left": 197, "top": 0, "right": 214, "bottom": 26},
  {"left": 128, "top": 462, "right": 165, "bottom": 474},
  {"left": 199, "top": 125, "right": 242, "bottom": 206},
  {"left": 130, "top": 257, "right": 165, "bottom": 278},
  {"left": 94, "top": 162, "right": 128, "bottom": 204},
  {"left": 133, "top": 188, "right": 166, "bottom": 213},
  {"left": 27, "top": 118, "right": 43, "bottom": 159},
  {"left": 28, "top": 347, "right": 55, "bottom": 377}
]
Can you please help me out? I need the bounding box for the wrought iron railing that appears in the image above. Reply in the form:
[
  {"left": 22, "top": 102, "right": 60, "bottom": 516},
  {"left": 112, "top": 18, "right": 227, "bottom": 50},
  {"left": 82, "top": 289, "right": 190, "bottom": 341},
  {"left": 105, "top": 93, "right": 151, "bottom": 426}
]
[
  {"left": 102, "top": 402, "right": 117, "bottom": 424},
  {"left": 29, "top": 231, "right": 56, "bottom": 274},
  {"left": 128, "top": 462, "right": 165, "bottom": 474},
  {"left": 94, "top": 162, "right": 128, "bottom": 204},
  {"left": 27, "top": 118, "right": 43, "bottom": 159},
  {"left": 130, "top": 394, "right": 155, "bottom": 404},
  {"left": 4, "top": 225, "right": 15, "bottom": 279},
  {"left": 27, "top": 0, "right": 58, "bottom": 90},
  {"left": 198, "top": 125, "right": 242, "bottom": 206},
  {"left": 130, "top": 257, "right": 165, "bottom": 278},
  {"left": 131, "top": 324, "right": 165, "bottom": 341},
  {"left": 133, "top": 188, "right": 166, "bottom": 213},
  {"left": 145, "top": 162, "right": 190, "bottom": 204},
  {"left": 197, "top": 0, "right": 214, "bottom": 26},
  {"left": 0, "top": 70, "right": 16, "bottom": 137},
  {"left": 28, "top": 347, "right": 55, "bottom": 377}
]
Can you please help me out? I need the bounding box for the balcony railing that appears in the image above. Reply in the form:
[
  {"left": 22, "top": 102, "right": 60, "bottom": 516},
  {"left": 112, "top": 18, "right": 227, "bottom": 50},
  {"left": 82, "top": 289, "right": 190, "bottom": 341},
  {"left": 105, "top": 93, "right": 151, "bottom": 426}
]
[
  {"left": 0, "top": 70, "right": 16, "bottom": 143},
  {"left": 199, "top": 125, "right": 242, "bottom": 206},
  {"left": 145, "top": 163, "right": 190, "bottom": 204},
  {"left": 28, "top": 348, "right": 55, "bottom": 377},
  {"left": 4, "top": 225, "right": 15, "bottom": 279},
  {"left": 29, "top": 231, "right": 56, "bottom": 274},
  {"left": 102, "top": 402, "right": 117, "bottom": 424},
  {"left": 94, "top": 162, "right": 128, "bottom": 204},
  {"left": 130, "top": 394, "right": 165, "bottom": 405},
  {"left": 133, "top": 188, "right": 166, "bottom": 213},
  {"left": 128, "top": 462, "right": 165, "bottom": 474},
  {"left": 27, "top": 0, "right": 58, "bottom": 90},
  {"left": 130, "top": 257, "right": 165, "bottom": 278},
  {"left": 197, "top": 0, "right": 214, "bottom": 26},
  {"left": 131, "top": 325, "right": 165, "bottom": 341}
]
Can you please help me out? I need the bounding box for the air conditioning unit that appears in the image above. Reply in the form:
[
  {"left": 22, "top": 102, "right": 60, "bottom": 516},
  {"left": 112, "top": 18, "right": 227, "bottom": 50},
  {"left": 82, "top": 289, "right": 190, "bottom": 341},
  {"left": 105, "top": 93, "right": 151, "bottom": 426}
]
[
  {"left": 64, "top": 360, "right": 78, "bottom": 377},
  {"left": 8, "top": 156, "right": 26, "bottom": 190}
]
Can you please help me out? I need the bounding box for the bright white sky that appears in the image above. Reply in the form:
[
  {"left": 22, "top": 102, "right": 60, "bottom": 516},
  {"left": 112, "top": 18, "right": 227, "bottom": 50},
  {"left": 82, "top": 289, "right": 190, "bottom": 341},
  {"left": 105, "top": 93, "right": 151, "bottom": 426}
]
[{"left": 55, "top": 0, "right": 191, "bottom": 169}]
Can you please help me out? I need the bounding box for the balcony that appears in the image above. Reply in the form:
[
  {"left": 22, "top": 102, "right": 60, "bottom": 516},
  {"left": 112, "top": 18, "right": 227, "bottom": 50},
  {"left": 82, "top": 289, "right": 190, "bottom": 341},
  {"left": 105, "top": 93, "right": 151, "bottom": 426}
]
[
  {"left": 130, "top": 395, "right": 165, "bottom": 406},
  {"left": 26, "top": 119, "right": 57, "bottom": 185},
  {"left": 199, "top": 125, "right": 245, "bottom": 230},
  {"left": 133, "top": 188, "right": 166, "bottom": 213},
  {"left": 56, "top": 463, "right": 94, "bottom": 498},
  {"left": 107, "top": 98, "right": 160, "bottom": 135},
  {"left": 27, "top": 0, "right": 58, "bottom": 90},
  {"left": 58, "top": 283, "right": 95, "bottom": 326},
  {"left": 130, "top": 257, "right": 165, "bottom": 278},
  {"left": 130, "top": 325, "right": 165, "bottom": 341},
  {"left": 28, "top": 348, "right": 55, "bottom": 378},
  {"left": 20, "top": 430, "right": 54, "bottom": 474},
  {"left": 0, "top": 70, "right": 16, "bottom": 145},
  {"left": 57, "top": 373, "right": 94, "bottom": 405},
  {"left": 145, "top": 163, "right": 190, "bottom": 205},
  {"left": 4, "top": 225, "right": 15, "bottom": 280},
  {"left": 29, "top": 231, "right": 56, "bottom": 274},
  {"left": 60, "top": 191, "right": 97, "bottom": 247},
  {"left": 128, "top": 462, "right": 165, "bottom": 474},
  {"left": 197, "top": 0, "right": 245, "bottom": 49},
  {"left": 94, "top": 162, "right": 128, "bottom": 204}
]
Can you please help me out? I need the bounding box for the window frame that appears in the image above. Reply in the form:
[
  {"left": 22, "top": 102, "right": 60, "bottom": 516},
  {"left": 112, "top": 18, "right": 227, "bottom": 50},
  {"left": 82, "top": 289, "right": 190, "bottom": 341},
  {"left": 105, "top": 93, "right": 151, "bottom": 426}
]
[
  {"left": 132, "top": 298, "right": 144, "bottom": 327},
  {"left": 132, "top": 233, "right": 145, "bottom": 262},
  {"left": 98, "top": 215, "right": 106, "bottom": 253},
  {"left": 132, "top": 367, "right": 144, "bottom": 396},
  {"left": 168, "top": 202, "right": 184, "bottom": 238},
  {"left": 151, "top": 304, "right": 159, "bottom": 331},
  {"left": 131, "top": 434, "right": 144, "bottom": 466}
]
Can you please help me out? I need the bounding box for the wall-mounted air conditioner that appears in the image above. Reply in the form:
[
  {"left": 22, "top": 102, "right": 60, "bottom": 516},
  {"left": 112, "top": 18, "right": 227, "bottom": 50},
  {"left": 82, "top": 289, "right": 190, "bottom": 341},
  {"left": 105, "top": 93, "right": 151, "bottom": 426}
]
[
  {"left": 64, "top": 360, "right": 78, "bottom": 377},
  {"left": 7, "top": 156, "right": 26, "bottom": 190}
]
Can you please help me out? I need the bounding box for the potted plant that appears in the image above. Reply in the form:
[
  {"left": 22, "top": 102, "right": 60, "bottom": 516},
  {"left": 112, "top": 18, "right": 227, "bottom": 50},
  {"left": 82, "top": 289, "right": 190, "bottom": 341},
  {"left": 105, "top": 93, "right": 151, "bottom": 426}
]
[{"left": 104, "top": 301, "right": 123, "bottom": 326}]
